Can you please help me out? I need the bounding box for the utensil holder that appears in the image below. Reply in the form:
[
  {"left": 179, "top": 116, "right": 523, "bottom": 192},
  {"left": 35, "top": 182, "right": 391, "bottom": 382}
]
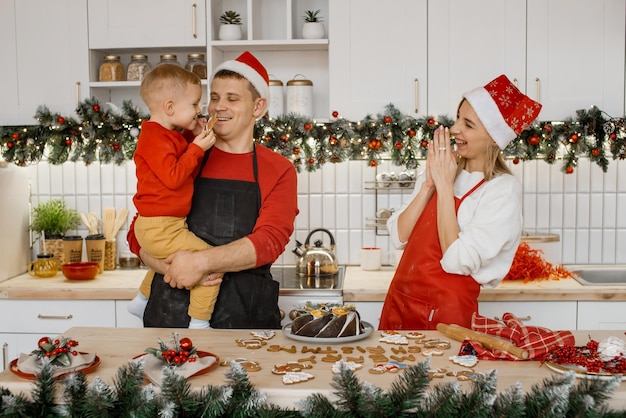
[{"left": 104, "top": 239, "right": 117, "bottom": 271}]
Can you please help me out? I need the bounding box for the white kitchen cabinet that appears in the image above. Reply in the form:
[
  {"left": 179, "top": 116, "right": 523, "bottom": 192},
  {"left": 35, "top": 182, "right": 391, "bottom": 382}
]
[
  {"left": 577, "top": 302, "right": 626, "bottom": 330},
  {"left": 115, "top": 300, "right": 143, "bottom": 328},
  {"left": 478, "top": 301, "right": 578, "bottom": 330},
  {"left": 0, "top": 0, "right": 89, "bottom": 125},
  {"left": 526, "top": 0, "right": 625, "bottom": 120},
  {"left": 329, "top": 0, "right": 427, "bottom": 120},
  {"left": 351, "top": 302, "right": 383, "bottom": 330}
]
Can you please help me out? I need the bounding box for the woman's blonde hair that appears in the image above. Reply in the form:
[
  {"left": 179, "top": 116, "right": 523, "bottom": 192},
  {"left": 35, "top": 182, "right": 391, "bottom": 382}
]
[
  {"left": 139, "top": 63, "right": 201, "bottom": 111},
  {"left": 454, "top": 98, "right": 512, "bottom": 181}
]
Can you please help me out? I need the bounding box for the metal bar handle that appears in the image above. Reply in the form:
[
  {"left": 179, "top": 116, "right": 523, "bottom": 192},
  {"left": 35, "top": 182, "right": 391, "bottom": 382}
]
[
  {"left": 494, "top": 315, "right": 531, "bottom": 322},
  {"left": 535, "top": 77, "right": 541, "bottom": 103},
  {"left": 414, "top": 78, "right": 419, "bottom": 114},
  {"left": 2, "top": 343, "right": 7, "bottom": 370},
  {"left": 37, "top": 314, "right": 74, "bottom": 320},
  {"left": 75, "top": 81, "right": 81, "bottom": 106},
  {"left": 192, "top": 3, "right": 198, "bottom": 39},
  {"left": 513, "top": 78, "right": 518, "bottom": 87}
]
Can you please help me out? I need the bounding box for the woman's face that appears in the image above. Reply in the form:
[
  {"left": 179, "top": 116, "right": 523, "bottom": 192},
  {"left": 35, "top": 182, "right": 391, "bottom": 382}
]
[{"left": 450, "top": 100, "right": 498, "bottom": 172}]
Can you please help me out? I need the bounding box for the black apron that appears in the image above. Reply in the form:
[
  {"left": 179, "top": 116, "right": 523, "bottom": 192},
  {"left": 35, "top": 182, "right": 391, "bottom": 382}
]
[{"left": 143, "top": 145, "right": 281, "bottom": 329}]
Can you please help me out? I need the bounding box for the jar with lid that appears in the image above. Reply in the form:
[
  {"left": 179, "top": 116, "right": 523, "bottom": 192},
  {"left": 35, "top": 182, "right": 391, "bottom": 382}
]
[
  {"left": 268, "top": 77, "right": 284, "bottom": 118},
  {"left": 185, "top": 53, "right": 207, "bottom": 79},
  {"left": 158, "top": 54, "right": 181, "bottom": 67},
  {"left": 286, "top": 74, "right": 314, "bottom": 117},
  {"left": 99, "top": 55, "right": 125, "bottom": 81},
  {"left": 126, "top": 54, "right": 152, "bottom": 81}
]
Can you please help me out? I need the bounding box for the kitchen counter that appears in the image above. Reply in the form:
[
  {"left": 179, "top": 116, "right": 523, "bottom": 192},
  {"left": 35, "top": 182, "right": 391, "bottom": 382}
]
[
  {"left": 1, "top": 326, "right": 625, "bottom": 410},
  {"left": 343, "top": 266, "right": 626, "bottom": 302},
  {"left": 2, "top": 265, "right": 626, "bottom": 302}
]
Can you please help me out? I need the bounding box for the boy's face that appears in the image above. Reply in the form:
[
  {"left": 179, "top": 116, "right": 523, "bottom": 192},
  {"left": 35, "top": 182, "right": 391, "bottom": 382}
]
[
  {"left": 171, "top": 82, "right": 203, "bottom": 131},
  {"left": 208, "top": 76, "right": 265, "bottom": 141}
]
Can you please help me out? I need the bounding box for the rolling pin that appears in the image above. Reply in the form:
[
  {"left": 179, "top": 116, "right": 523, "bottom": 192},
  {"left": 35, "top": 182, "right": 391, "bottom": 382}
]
[{"left": 436, "top": 323, "right": 530, "bottom": 359}]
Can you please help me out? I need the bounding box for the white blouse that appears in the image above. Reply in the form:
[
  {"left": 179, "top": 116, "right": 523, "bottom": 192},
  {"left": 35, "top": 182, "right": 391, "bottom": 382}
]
[{"left": 386, "top": 169, "right": 522, "bottom": 288}]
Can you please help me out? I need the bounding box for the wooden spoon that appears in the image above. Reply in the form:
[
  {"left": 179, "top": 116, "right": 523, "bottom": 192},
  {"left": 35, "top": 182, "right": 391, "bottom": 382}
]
[
  {"left": 111, "top": 208, "right": 129, "bottom": 238},
  {"left": 103, "top": 207, "right": 116, "bottom": 239}
]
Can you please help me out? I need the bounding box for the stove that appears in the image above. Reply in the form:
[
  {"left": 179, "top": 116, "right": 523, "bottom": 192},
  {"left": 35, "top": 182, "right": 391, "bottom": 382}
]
[{"left": 270, "top": 265, "right": 345, "bottom": 325}]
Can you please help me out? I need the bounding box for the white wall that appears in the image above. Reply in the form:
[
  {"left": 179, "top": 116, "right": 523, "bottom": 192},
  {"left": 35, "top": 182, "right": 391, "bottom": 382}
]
[{"left": 24, "top": 157, "right": 626, "bottom": 266}]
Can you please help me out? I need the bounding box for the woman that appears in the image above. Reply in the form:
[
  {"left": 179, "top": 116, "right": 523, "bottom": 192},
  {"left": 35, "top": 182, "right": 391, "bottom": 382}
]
[{"left": 379, "top": 75, "right": 542, "bottom": 330}]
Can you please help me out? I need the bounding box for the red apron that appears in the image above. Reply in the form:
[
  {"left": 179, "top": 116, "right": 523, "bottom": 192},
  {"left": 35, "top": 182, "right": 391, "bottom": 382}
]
[{"left": 379, "top": 180, "right": 485, "bottom": 330}]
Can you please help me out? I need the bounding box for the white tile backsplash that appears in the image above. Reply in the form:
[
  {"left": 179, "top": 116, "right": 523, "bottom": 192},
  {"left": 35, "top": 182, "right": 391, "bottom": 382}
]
[{"left": 24, "top": 157, "right": 626, "bottom": 267}]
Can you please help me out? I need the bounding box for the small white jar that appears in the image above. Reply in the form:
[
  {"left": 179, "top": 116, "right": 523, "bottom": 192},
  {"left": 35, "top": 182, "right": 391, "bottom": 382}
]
[
  {"left": 268, "top": 78, "right": 284, "bottom": 118},
  {"left": 286, "top": 75, "right": 313, "bottom": 117}
]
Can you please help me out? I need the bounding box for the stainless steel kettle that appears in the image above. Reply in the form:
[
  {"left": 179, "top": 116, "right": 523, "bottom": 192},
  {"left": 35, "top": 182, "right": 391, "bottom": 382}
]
[{"left": 293, "top": 228, "right": 339, "bottom": 277}]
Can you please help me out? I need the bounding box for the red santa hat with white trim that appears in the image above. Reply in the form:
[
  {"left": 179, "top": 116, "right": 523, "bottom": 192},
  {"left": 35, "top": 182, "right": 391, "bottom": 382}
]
[
  {"left": 210, "top": 51, "right": 270, "bottom": 113},
  {"left": 463, "top": 74, "right": 542, "bottom": 150}
]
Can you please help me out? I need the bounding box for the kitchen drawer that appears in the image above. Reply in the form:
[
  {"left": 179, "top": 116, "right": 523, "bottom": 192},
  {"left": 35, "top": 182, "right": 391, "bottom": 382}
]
[
  {"left": 577, "top": 302, "right": 626, "bottom": 330},
  {"left": 478, "top": 301, "right": 577, "bottom": 330},
  {"left": 115, "top": 301, "right": 143, "bottom": 328},
  {"left": 0, "top": 300, "right": 115, "bottom": 333}
]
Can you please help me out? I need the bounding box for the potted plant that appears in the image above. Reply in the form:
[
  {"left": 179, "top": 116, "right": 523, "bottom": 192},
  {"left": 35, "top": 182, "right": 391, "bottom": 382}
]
[
  {"left": 218, "top": 10, "right": 243, "bottom": 41},
  {"left": 30, "top": 199, "right": 81, "bottom": 265},
  {"left": 302, "top": 9, "right": 325, "bottom": 39}
]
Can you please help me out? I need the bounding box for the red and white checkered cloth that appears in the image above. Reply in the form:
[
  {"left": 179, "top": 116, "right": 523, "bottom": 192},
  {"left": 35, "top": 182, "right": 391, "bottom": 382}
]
[{"left": 469, "top": 312, "right": 575, "bottom": 360}]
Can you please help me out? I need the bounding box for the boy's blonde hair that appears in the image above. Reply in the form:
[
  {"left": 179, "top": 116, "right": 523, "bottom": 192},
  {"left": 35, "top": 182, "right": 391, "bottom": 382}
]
[{"left": 140, "top": 63, "right": 201, "bottom": 111}]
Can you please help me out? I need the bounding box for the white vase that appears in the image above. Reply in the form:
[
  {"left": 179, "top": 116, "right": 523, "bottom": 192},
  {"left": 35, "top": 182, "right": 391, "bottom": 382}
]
[
  {"left": 302, "top": 22, "right": 325, "bottom": 39},
  {"left": 218, "top": 24, "right": 242, "bottom": 41}
]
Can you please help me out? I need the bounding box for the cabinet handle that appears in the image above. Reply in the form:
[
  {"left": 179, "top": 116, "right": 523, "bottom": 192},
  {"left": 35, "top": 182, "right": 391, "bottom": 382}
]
[
  {"left": 494, "top": 315, "right": 531, "bottom": 322},
  {"left": 192, "top": 3, "right": 198, "bottom": 39},
  {"left": 414, "top": 78, "right": 419, "bottom": 114},
  {"left": 37, "top": 314, "right": 74, "bottom": 320},
  {"left": 513, "top": 78, "right": 518, "bottom": 87},
  {"left": 75, "top": 81, "right": 81, "bottom": 106},
  {"left": 2, "top": 343, "right": 7, "bottom": 370},
  {"left": 535, "top": 77, "right": 541, "bottom": 103}
]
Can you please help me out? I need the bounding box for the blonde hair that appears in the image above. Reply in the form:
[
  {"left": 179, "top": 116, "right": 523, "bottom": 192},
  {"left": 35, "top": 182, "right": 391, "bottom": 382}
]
[
  {"left": 454, "top": 99, "right": 512, "bottom": 181},
  {"left": 139, "top": 63, "right": 201, "bottom": 111}
]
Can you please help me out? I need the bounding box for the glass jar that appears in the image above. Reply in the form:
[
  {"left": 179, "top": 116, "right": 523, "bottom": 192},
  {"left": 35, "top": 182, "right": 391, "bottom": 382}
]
[
  {"left": 158, "top": 54, "right": 181, "bottom": 67},
  {"left": 126, "top": 54, "right": 152, "bottom": 81},
  {"left": 99, "top": 55, "right": 125, "bottom": 81},
  {"left": 185, "top": 53, "right": 207, "bottom": 79}
]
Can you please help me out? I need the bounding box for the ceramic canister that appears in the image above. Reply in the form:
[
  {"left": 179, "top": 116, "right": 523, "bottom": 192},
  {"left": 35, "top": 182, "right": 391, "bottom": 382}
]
[
  {"left": 268, "top": 77, "right": 284, "bottom": 118},
  {"left": 286, "top": 75, "right": 313, "bottom": 117}
]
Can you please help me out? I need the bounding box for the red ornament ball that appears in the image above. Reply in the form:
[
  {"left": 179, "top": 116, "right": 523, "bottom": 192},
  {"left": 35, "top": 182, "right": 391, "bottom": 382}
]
[
  {"left": 38, "top": 337, "right": 51, "bottom": 348},
  {"left": 528, "top": 135, "right": 540, "bottom": 146},
  {"left": 609, "top": 133, "right": 617, "bottom": 140},
  {"left": 408, "top": 129, "right": 416, "bottom": 138},
  {"left": 304, "top": 123, "right": 312, "bottom": 131},
  {"left": 293, "top": 147, "right": 300, "bottom": 154},
  {"left": 591, "top": 148, "right": 600, "bottom": 157},
  {"left": 513, "top": 157, "right": 520, "bottom": 165},
  {"left": 113, "top": 144, "right": 120, "bottom": 151},
  {"left": 427, "top": 118, "right": 435, "bottom": 127},
  {"left": 368, "top": 139, "right": 381, "bottom": 150},
  {"left": 179, "top": 337, "right": 193, "bottom": 350},
  {"left": 265, "top": 135, "right": 272, "bottom": 142},
  {"left": 65, "top": 139, "right": 72, "bottom": 146},
  {"left": 383, "top": 116, "right": 392, "bottom": 124},
  {"left": 331, "top": 110, "right": 339, "bottom": 118},
  {"left": 6, "top": 141, "right": 14, "bottom": 149},
  {"left": 329, "top": 137, "right": 337, "bottom": 146},
  {"left": 421, "top": 140, "right": 428, "bottom": 148},
  {"left": 394, "top": 141, "right": 403, "bottom": 150},
  {"left": 565, "top": 166, "right": 574, "bottom": 174},
  {"left": 544, "top": 124, "right": 552, "bottom": 132},
  {"left": 307, "top": 157, "right": 315, "bottom": 165},
  {"left": 569, "top": 133, "right": 579, "bottom": 143},
  {"left": 57, "top": 116, "right": 65, "bottom": 124},
  {"left": 92, "top": 104, "right": 100, "bottom": 112},
  {"left": 11, "top": 132, "right": 19, "bottom": 140},
  {"left": 280, "top": 135, "right": 288, "bottom": 142},
  {"left": 369, "top": 160, "right": 378, "bottom": 167}
]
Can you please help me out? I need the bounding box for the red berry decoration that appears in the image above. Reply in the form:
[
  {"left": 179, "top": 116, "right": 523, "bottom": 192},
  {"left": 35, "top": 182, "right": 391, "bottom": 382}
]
[
  {"left": 329, "top": 137, "right": 337, "bottom": 146},
  {"left": 265, "top": 135, "right": 272, "bottom": 142},
  {"left": 331, "top": 110, "right": 339, "bottom": 118},
  {"left": 394, "top": 141, "right": 403, "bottom": 150},
  {"left": 33, "top": 336, "right": 80, "bottom": 367},
  {"left": 293, "top": 147, "right": 300, "bottom": 154},
  {"left": 591, "top": 148, "right": 600, "bottom": 157},
  {"left": 57, "top": 116, "right": 65, "bottom": 124},
  {"left": 93, "top": 104, "right": 100, "bottom": 112},
  {"left": 307, "top": 157, "right": 315, "bottom": 165},
  {"left": 369, "top": 160, "right": 378, "bottom": 167},
  {"left": 569, "top": 133, "right": 579, "bottom": 143},
  {"left": 368, "top": 138, "right": 381, "bottom": 150},
  {"left": 280, "top": 135, "right": 288, "bottom": 142},
  {"left": 146, "top": 333, "right": 198, "bottom": 367},
  {"left": 421, "top": 140, "right": 428, "bottom": 148},
  {"left": 303, "top": 123, "right": 312, "bottom": 131},
  {"left": 610, "top": 133, "right": 617, "bottom": 140},
  {"left": 408, "top": 129, "right": 416, "bottom": 138},
  {"left": 544, "top": 124, "right": 552, "bottom": 132},
  {"left": 528, "top": 135, "right": 540, "bottom": 146},
  {"left": 113, "top": 144, "right": 120, "bottom": 152},
  {"left": 38, "top": 337, "right": 51, "bottom": 348},
  {"left": 565, "top": 166, "right": 574, "bottom": 174},
  {"left": 11, "top": 132, "right": 19, "bottom": 140},
  {"left": 513, "top": 157, "right": 520, "bottom": 165},
  {"left": 65, "top": 139, "right": 72, "bottom": 146},
  {"left": 427, "top": 118, "right": 435, "bottom": 127},
  {"left": 7, "top": 141, "right": 14, "bottom": 149},
  {"left": 383, "top": 116, "right": 392, "bottom": 124}
]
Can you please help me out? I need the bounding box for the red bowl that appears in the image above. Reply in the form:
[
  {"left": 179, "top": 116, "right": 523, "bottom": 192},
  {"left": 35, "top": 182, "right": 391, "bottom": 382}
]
[{"left": 62, "top": 262, "right": 99, "bottom": 280}]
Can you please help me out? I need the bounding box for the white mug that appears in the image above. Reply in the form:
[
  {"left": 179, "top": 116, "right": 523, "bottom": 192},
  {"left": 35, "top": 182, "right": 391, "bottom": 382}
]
[{"left": 360, "top": 247, "right": 382, "bottom": 271}]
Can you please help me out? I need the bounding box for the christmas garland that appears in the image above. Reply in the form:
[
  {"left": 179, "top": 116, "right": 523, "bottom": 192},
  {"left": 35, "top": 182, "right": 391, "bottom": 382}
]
[
  {"left": 0, "top": 357, "right": 623, "bottom": 417},
  {"left": 1, "top": 98, "right": 625, "bottom": 173}
]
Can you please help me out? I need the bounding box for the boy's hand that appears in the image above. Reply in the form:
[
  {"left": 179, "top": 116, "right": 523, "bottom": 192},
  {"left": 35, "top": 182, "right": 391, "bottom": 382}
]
[{"left": 192, "top": 118, "right": 216, "bottom": 151}]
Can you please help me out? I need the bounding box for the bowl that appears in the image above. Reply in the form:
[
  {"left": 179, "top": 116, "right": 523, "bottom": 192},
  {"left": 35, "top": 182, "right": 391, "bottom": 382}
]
[{"left": 62, "top": 262, "right": 99, "bottom": 280}]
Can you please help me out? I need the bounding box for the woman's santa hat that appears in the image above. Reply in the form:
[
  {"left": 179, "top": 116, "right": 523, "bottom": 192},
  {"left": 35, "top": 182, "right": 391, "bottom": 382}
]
[
  {"left": 210, "top": 51, "right": 270, "bottom": 112},
  {"left": 463, "top": 75, "right": 542, "bottom": 149}
]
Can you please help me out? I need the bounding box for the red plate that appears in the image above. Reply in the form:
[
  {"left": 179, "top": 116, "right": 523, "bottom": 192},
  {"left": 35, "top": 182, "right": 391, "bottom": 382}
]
[
  {"left": 133, "top": 350, "right": 220, "bottom": 378},
  {"left": 9, "top": 353, "right": 101, "bottom": 380}
]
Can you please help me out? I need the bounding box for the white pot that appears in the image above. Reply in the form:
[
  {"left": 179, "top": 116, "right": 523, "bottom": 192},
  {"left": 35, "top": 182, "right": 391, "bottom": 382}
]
[
  {"left": 302, "top": 22, "right": 325, "bottom": 39},
  {"left": 218, "top": 24, "right": 242, "bottom": 41}
]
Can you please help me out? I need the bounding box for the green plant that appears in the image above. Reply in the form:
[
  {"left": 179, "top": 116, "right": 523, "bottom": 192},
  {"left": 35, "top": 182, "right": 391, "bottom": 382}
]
[
  {"left": 220, "top": 10, "right": 242, "bottom": 25},
  {"left": 30, "top": 199, "right": 80, "bottom": 237},
  {"left": 303, "top": 9, "right": 322, "bottom": 23}
]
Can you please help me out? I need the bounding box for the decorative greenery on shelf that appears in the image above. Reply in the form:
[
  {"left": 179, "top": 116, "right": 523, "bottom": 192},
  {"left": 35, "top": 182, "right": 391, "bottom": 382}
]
[
  {"left": 1, "top": 98, "right": 625, "bottom": 174},
  {"left": 30, "top": 199, "right": 81, "bottom": 238},
  {"left": 0, "top": 358, "right": 623, "bottom": 417},
  {"left": 303, "top": 9, "right": 323, "bottom": 23},
  {"left": 219, "top": 10, "right": 241, "bottom": 25}
]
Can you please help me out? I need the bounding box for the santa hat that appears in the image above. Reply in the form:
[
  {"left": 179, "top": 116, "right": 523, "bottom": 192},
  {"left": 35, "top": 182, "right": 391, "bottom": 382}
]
[
  {"left": 463, "top": 75, "right": 542, "bottom": 149},
  {"left": 211, "top": 51, "right": 270, "bottom": 112}
]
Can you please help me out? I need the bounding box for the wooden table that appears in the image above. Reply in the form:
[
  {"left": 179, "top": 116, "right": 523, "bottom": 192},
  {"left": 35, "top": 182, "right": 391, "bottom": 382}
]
[{"left": 1, "top": 327, "right": 625, "bottom": 410}]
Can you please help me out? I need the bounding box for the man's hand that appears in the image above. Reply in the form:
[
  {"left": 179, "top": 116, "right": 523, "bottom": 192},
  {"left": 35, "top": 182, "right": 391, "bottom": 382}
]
[{"left": 163, "top": 250, "right": 204, "bottom": 289}]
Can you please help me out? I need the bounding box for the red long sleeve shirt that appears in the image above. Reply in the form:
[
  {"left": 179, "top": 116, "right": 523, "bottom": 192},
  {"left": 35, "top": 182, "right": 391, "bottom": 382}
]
[
  {"left": 133, "top": 121, "right": 204, "bottom": 217},
  {"left": 128, "top": 144, "right": 299, "bottom": 267}
]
